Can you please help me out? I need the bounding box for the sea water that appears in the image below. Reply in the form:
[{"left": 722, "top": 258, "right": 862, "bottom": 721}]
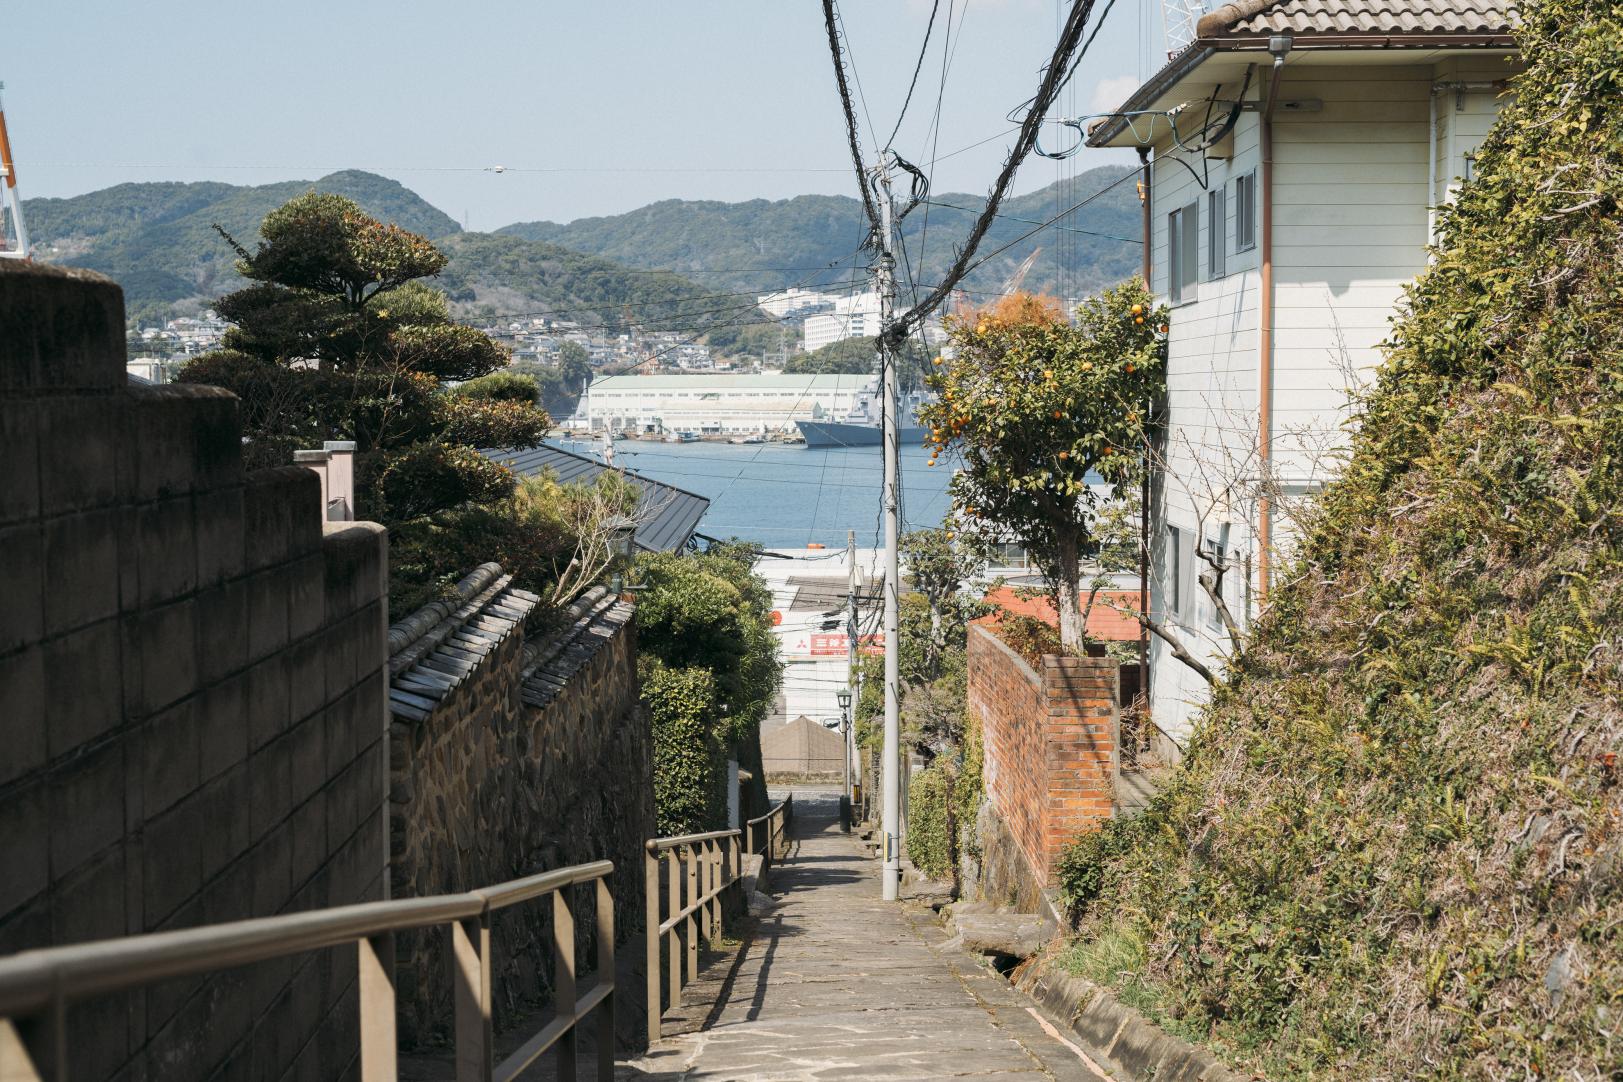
[{"left": 551, "top": 437, "right": 955, "bottom": 549}]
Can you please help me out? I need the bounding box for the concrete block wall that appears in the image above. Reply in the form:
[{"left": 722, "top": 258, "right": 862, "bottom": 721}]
[
  {"left": 0, "top": 262, "right": 390, "bottom": 1081},
  {"left": 966, "top": 624, "right": 1119, "bottom": 891}
]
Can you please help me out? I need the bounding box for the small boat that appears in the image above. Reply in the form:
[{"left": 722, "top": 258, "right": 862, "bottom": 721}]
[
  {"left": 728, "top": 434, "right": 766, "bottom": 445},
  {"left": 664, "top": 431, "right": 700, "bottom": 444}
]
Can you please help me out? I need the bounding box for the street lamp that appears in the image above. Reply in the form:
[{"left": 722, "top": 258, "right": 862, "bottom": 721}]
[
  {"left": 605, "top": 515, "right": 636, "bottom": 593},
  {"left": 836, "top": 687, "right": 853, "bottom": 831}
]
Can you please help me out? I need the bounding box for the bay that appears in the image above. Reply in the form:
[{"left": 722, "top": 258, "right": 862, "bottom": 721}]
[{"left": 550, "top": 437, "right": 956, "bottom": 549}]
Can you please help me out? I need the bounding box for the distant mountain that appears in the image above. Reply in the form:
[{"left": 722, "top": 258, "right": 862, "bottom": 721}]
[
  {"left": 22, "top": 172, "right": 774, "bottom": 350},
  {"left": 25, "top": 171, "right": 462, "bottom": 319},
  {"left": 496, "top": 165, "right": 1143, "bottom": 301}
]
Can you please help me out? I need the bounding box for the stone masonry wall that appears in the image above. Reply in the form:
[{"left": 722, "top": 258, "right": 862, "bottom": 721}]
[
  {"left": 966, "top": 624, "right": 1118, "bottom": 893},
  {"left": 389, "top": 595, "right": 650, "bottom": 1047},
  {"left": 0, "top": 262, "right": 390, "bottom": 1081}
]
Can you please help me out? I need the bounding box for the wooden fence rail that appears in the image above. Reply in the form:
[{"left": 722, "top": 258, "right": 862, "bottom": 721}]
[
  {"left": 642, "top": 828, "right": 739, "bottom": 1046},
  {"left": 746, "top": 794, "right": 794, "bottom": 885},
  {"left": 642, "top": 794, "right": 794, "bottom": 1046},
  {"left": 0, "top": 861, "right": 616, "bottom": 1082}
]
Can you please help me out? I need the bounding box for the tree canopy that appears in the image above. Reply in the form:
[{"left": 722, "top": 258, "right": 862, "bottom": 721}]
[
  {"left": 920, "top": 285, "right": 1164, "bottom": 648},
  {"left": 634, "top": 543, "right": 784, "bottom": 831},
  {"left": 177, "top": 193, "right": 559, "bottom": 615}
]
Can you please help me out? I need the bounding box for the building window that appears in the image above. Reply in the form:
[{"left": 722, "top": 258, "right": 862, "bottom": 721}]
[
  {"left": 1166, "top": 524, "right": 1183, "bottom": 616},
  {"left": 1167, "top": 202, "right": 1199, "bottom": 303},
  {"left": 1234, "top": 171, "right": 1257, "bottom": 252},
  {"left": 1207, "top": 188, "right": 1226, "bottom": 279}
]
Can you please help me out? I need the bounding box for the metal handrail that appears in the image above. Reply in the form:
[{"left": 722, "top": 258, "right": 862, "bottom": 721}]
[
  {"left": 745, "top": 794, "right": 794, "bottom": 886},
  {"left": 643, "top": 828, "right": 741, "bottom": 1045},
  {"left": 645, "top": 827, "right": 739, "bottom": 853},
  {"left": 0, "top": 859, "right": 617, "bottom": 1082}
]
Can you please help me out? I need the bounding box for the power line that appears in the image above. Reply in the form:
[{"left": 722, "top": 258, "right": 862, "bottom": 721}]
[
  {"left": 883, "top": 0, "right": 943, "bottom": 152},
  {"left": 891, "top": 0, "right": 1102, "bottom": 341},
  {"left": 921, "top": 198, "right": 1140, "bottom": 244},
  {"left": 821, "top": 0, "right": 882, "bottom": 235},
  {"left": 950, "top": 167, "right": 1141, "bottom": 282}
]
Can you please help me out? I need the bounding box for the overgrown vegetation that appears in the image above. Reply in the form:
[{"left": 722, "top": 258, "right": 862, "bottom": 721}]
[
  {"left": 906, "top": 763, "right": 955, "bottom": 880},
  {"left": 635, "top": 543, "right": 784, "bottom": 834},
  {"left": 1059, "top": 5, "right": 1623, "bottom": 1077}
]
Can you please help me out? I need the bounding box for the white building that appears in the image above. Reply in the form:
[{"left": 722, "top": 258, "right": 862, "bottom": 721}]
[
  {"left": 757, "top": 287, "right": 837, "bottom": 320},
  {"left": 803, "top": 291, "right": 882, "bottom": 352},
  {"left": 1086, "top": 0, "right": 1518, "bottom": 746},
  {"left": 577, "top": 373, "right": 875, "bottom": 436},
  {"left": 753, "top": 547, "right": 884, "bottom": 729}
]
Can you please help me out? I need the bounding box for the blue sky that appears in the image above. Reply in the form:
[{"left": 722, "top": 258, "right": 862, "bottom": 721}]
[{"left": 6, "top": 1, "right": 1160, "bottom": 230}]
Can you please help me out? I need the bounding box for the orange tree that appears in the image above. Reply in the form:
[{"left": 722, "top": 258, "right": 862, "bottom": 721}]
[{"left": 919, "top": 282, "right": 1165, "bottom": 650}]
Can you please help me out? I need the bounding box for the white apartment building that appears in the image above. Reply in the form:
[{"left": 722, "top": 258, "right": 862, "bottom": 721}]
[
  {"left": 1087, "top": 0, "right": 1518, "bottom": 747},
  {"left": 803, "top": 291, "right": 882, "bottom": 352},
  {"left": 577, "top": 373, "right": 875, "bottom": 435},
  {"left": 757, "top": 287, "right": 837, "bottom": 319}
]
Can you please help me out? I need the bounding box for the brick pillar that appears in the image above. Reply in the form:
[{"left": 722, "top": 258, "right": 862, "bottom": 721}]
[{"left": 1039, "top": 655, "right": 1118, "bottom": 883}]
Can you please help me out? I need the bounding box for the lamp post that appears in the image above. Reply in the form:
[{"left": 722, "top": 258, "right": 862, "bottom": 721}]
[
  {"left": 605, "top": 515, "right": 636, "bottom": 594},
  {"left": 836, "top": 687, "right": 853, "bottom": 832}
]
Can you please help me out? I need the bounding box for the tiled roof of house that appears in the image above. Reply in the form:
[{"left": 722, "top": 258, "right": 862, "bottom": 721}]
[
  {"left": 1198, "top": 0, "right": 1515, "bottom": 37},
  {"left": 386, "top": 563, "right": 540, "bottom": 722},
  {"left": 518, "top": 585, "right": 634, "bottom": 710},
  {"left": 975, "top": 585, "right": 1142, "bottom": 643},
  {"left": 484, "top": 443, "right": 710, "bottom": 553}
]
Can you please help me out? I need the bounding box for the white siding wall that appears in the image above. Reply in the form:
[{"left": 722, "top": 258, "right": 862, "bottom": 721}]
[
  {"left": 1146, "top": 56, "right": 1517, "bottom": 746},
  {"left": 1147, "top": 102, "right": 1264, "bottom": 739}
]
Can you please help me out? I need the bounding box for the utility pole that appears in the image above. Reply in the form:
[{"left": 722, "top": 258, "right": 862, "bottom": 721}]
[
  {"left": 845, "top": 529, "right": 858, "bottom": 829},
  {"left": 872, "top": 158, "right": 902, "bottom": 902}
]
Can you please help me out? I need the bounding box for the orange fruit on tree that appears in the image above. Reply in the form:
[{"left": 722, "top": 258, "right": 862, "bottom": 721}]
[{"left": 1131, "top": 303, "right": 1143, "bottom": 315}]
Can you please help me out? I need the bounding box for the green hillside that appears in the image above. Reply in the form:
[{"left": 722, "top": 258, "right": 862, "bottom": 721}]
[
  {"left": 496, "top": 165, "right": 1142, "bottom": 300},
  {"left": 1059, "top": 3, "right": 1623, "bottom": 1078},
  {"left": 435, "top": 232, "right": 771, "bottom": 340},
  {"left": 25, "top": 171, "right": 461, "bottom": 319},
  {"left": 24, "top": 172, "right": 773, "bottom": 346}
]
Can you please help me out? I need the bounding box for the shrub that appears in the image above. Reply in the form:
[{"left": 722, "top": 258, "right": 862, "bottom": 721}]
[
  {"left": 906, "top": 761, "right": 955, "bottom": 882},
  {"left": 645, "top": 664, "right": 726, "bottom": 836},
  {"left": 953, "top": 713, "right": 985, "bottom": 863},
  {"left": 993, "top": 613, "right": 1065, "bottom": 669},
  {"left": 452, "top": 369, "right": 542, "bottom": 404}
]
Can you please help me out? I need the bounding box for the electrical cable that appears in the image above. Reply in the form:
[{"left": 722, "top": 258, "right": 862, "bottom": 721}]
[
  {"left": 947, "top": 167, "right": 1140, "bottom": 283},
  {"left": 889, "top": 0, "right": 1100, "bottom": 343},
  {"left": 921, "top": 199, "right": 1140, "bottom": 244},
  {"left": 822, "top": 0, "right": 882, "bottom": 236},
  {"left": 883, "top": 0, "right": 943, "bottom": 152}
]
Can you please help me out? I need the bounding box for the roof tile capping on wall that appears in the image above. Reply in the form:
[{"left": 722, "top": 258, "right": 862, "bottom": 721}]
[
  {"left": 966, "top": 624, "right": 1119, "bottom": 904},
  {"left": 0, "top": 261, "right": 390, "bottom": 1082}
]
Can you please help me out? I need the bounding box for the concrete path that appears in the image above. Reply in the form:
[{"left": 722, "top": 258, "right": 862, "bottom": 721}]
[{"left": 624, "top": 789, "right": 1110, "bottom": 1081}]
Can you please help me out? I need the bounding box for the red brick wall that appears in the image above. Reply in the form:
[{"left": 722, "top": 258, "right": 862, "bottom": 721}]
[{"left": 967, "top": 624, "right": 1117, "bottom": 887}]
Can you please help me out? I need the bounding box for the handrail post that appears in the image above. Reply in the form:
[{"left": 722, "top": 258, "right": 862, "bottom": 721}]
[
  {"left": 594, "top": 878, "right": 615, "bottom": 1080},
  {"left": 684, "top": 850, "right": 699, "bottom": 985},
  {"left": 665, "top": 852, "right": 680, "bottom": 1014},
  {"left": 644, "top": 848, "right": 661, "bottom": 1046},
  {"left": 452, "top": 913, "right": 492, "bottom": 1082},
  {"left": 553, "top": 891, "right": 578, "bottom": 1082},
  {"left": 358, "top": 931, "right": 397, "bottom": 1082}
]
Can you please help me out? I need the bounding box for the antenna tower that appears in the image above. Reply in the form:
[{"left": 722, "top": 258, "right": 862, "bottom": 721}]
[
  {"left": 0, "top": 82, "right": 31, "bottom": 260},
  {"left": 1163, "top": 0, "right": 1207, "bottom": 57}
]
